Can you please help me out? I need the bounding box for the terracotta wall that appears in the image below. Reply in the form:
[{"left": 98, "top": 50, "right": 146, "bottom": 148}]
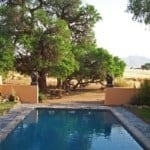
[
  {"left": 105, "top": 87, "right": 138, "bottom": 105},
  {"left": 0, "top": 86, "right": 2, "bottom": 94},
  {"left": 1, "top": 84, "right": 38, "bottom": 104}
]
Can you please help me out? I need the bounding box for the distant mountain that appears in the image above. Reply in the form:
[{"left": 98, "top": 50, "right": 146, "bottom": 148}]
[{"left": 122, "top": 55, "right": 150, "bottom": 68}]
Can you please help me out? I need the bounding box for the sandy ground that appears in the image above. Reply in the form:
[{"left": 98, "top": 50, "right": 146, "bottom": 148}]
[{"left": 43, "top": 84, "right": 105, "bottom": 105}]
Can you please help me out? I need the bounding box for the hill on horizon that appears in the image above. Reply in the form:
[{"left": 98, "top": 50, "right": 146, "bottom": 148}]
[{"left": 122, "top": 55, "right": 150, "bottom": 68}]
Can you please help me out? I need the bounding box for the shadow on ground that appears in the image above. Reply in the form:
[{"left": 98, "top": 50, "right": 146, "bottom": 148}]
[{"left": 43, "top": 86, "right": 105, "bottom": 105}]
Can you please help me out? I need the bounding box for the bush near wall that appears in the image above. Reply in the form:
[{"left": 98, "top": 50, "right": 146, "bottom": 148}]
[{"left": 132, "top": 80, "right": 150, "bottom": 106}]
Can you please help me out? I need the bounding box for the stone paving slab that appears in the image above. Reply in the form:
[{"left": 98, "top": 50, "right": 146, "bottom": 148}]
[
  {"left": 0, "top": 104, "right": 34, "bottom": 142},
  {"left": 0, "top": 104, "right": 149, "bottom": 149},
  {"left": 113, "top": 107, "right": 150, "bottom": 139},
  {"left": 111, "top": 107, "right": 150, "bottom": 150}
]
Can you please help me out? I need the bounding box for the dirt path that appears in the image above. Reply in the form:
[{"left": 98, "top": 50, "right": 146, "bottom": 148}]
[{"left": 43, "top": 84, "right": 105, "bottom": 105}]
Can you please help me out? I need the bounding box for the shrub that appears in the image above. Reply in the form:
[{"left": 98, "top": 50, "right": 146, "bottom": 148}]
[
  {"left": 8, "top": 88, "right": 20, "bottom": 103},
  {"left": 131, "top": 80, "right": 150, "bottom": 106},
  {"left": 9, "top": 94, "right": 15, "bottom": 101},
  {"left": 38, "top": 93, "right": 47, "bottom": 103}
]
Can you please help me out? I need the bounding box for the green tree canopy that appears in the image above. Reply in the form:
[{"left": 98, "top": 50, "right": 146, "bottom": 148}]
[
  {"left": 127, "top": 0, "right": 150, "bottom": 24},
  {"left": 67, "top": 46, "right": 126, "bottom": 89},
  {"left": 0, "top": 26, "right": 14, "bottom": 75},
  {"left": 112, "top": 56, "right": 126, "bottom": 77},
  {"left": 141, "top": 63, "right": 150, "bottom": 70},
  {"left": 0, "top": 0, "right": 101, "bottom": 91}
]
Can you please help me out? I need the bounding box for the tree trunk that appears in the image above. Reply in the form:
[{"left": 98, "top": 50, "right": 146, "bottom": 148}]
[
  {"left": 57, "top": 78, "right": 62, "bottom": 88},
  {"left": 38, "top": 71, "right": 47, "bottom": 92},
  {"left": 30, "top": 72, "right": 38, "bottom": 85}
]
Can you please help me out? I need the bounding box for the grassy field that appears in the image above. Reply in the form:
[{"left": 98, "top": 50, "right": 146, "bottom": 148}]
[
  {"left": 0, "top": 102, "right": 16, "bottom": 116},
  {"left": 126, "top": 106, "right": 150, "bottom": 123}
]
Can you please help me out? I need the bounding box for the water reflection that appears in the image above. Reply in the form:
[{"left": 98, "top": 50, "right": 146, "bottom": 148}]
[{"left": 0, "top": 109, "right": 143, "bottom": 150}]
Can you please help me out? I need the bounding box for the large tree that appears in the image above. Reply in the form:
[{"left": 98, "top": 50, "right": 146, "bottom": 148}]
[
  {"left": 127, "top": 0, "right": 150, "bottom": 24},
  {"left": 66, "top": 46, "right": 126, "bottom": 89},
  {"left": 0, "top": 0, "right": 100, "bottom": 91},
  {"left": 15, "top": 19, "right": 74, "bottom": 90},
  {"left": 112, "top": 56, "right": 126, "bottom": 77},
  {"left": 45, "top": 0, "right": 101, "bottom": 43},
  {"left": 0, "top": 16, "right": 14, "bottom": 75}
]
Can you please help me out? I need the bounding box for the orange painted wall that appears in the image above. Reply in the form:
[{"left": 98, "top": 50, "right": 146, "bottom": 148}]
[
  {"left": 0, "top": 86, "right": 2, "bottom": 93},
  {"left": 1, "top": 84, "right": 38, "bottom": 104},
  {"left": 105, "top": 87, "right": 138, "bottom": 105}
]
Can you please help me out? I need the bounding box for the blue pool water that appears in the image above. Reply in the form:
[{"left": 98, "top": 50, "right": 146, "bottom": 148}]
[{"left": 0, "top": 109, "right": 143, "bottom": 150}]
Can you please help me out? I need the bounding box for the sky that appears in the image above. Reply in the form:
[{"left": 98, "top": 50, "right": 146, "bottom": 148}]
[{"left": 83, "top": 0, "right": 150, "bottom": 58}]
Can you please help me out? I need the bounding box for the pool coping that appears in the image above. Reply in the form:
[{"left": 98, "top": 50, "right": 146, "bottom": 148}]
[{"left": 0, "top": 103, "right": 150, "bottom": 150}]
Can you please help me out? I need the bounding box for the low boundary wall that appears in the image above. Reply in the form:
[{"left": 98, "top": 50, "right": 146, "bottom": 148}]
[
  {"left": 105, "top": 87, "right": 138, "bottom": 105},
  {"left": 0, "top": 84, "right": 38, "bottom": 104}
]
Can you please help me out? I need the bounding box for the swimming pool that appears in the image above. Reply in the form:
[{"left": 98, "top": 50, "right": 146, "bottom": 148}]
[{"left": 0, "top": 108, "right": 144, "bottom": 150}]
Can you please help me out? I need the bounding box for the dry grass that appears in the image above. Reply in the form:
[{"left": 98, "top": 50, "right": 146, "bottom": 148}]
[
  {"left": 0, "top": 102, "right": 16, "bottom": 116},
  {"left": 123, "top": 68, "right": 150, "bottom": 79},
  {"left": 4, "top": 71, "right": 31, "bottom": 85},
  {"left": 120, "top": 68, "right": 150, "bottom": 88},
  {"left": 114, "top": 78, "right": 132, "bottom": 87}
]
